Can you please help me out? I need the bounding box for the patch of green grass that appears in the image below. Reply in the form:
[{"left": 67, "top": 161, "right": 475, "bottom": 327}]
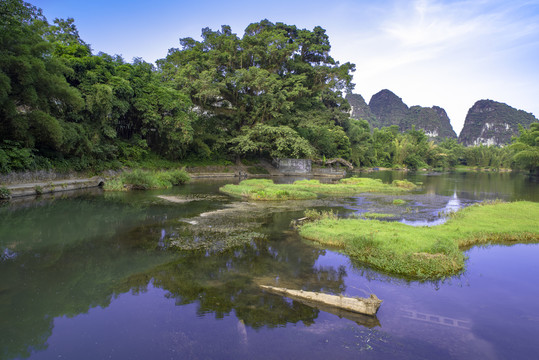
[
  {"left": 393, "top": 199, "right": 405, "bottom": 205},
  {"left": 220, "top": 177, "right": 417, "bottom": 201},
  {"left": 104, "top": 168, "right": 190, "bottom": 191},
  {"left": 298, "top": 201, "right": 539, "bottom": 280},
  {"left": 361, "top": 212, "right": 394, "bottom": 219}
]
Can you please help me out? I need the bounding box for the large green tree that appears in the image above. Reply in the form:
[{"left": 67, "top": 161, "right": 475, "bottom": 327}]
[
  {"left": 158, "top": 20, "right": 355, "bottom": 159},
  {"left": 0, "top": 0, "right": 83, "bottom": 152},
  {"left": 511, "top": 123, "right": 539, "bottom": 173}
]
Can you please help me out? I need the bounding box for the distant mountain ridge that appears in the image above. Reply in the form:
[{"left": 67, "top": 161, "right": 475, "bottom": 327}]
[
  {"left": 368, "top": 89, "right": 409, "bottom": 129},
  {"left": 346, "top": 94, "right": 379, "bottom": 128},
  {"left": 458, "top": 100, "right": 538, "bottom": 146},
  {"left": 346, "top": 90, "right": 538, "bottom": 145},
  {"left": 346, "top": 90, "right": 457, "bottom": 141}
]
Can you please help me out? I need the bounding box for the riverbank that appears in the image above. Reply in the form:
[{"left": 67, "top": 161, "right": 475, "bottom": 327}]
[
  {"left": 0, "top": 162, "right": 522, "bottom": 200},
  {"left": 2, "top": 177, "right": 105, "bottom": 199},
  {"left": 0, "top": 160, "right": 345, "bottom": 199}
]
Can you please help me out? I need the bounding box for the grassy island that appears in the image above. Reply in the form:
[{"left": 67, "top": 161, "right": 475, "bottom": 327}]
[
  {"left": 298, "top": 201, "right": 539, "bottom": 280},
  {"left": 219, "top": 178, "right": 417, "bottom": 201}
]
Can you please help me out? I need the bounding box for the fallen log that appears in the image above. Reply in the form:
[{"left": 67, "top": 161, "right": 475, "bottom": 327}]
[{"left": 259, "top": 285, "right": 382, "bottom": 316}]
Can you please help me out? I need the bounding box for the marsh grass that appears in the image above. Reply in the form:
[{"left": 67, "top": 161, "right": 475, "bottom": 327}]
[
  {"left": 104, "top": 168, "right": 190, "bottom": 191},
  {"left": 220, "top": 177, "right": 417, "bottom": 201},
  {"left": 299, "top": 201, "right": 539, "bottom": 279}
]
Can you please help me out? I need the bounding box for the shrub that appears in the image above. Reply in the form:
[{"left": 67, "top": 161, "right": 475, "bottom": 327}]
[
  {"left": 104, "top": 168, "right": 190, "bottom": 191},
  {"left": 0, "top": 187, "right": 11, "bottom": 200}
]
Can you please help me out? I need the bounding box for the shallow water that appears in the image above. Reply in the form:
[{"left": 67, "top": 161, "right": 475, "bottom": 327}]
[{"left": 1, "top": 172, "right": 538, "bottom": 360}]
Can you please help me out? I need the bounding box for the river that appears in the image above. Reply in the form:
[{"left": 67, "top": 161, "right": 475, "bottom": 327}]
[{"left": 1, "top": 171, "right": 538, "bottom": 359}]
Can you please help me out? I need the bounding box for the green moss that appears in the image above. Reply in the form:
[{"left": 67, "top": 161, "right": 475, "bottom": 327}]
[
  {"left": 299, "top": 201, "right": 539, "bottom": 280},
  {"left": 393, "top": 199, "right": 405, "bottom": 205},
  {"left": 220, "top": 177, "right": 416, "bottom": 201}
]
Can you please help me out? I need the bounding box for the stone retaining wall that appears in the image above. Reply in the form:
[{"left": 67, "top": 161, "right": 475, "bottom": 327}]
[{"left": 272, "top": 159, "right": 312, "bottom": 174}]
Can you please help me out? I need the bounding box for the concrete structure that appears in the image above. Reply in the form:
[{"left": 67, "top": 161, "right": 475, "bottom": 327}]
[{"left": 272, "top": 159, "right": 312, "bottom": 174}]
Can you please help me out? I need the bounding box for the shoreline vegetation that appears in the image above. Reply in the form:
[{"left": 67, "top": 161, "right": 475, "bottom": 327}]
[
  {"left": 219, "top": 178, "right": 417, "bottom": 201},
  {"left": 298, "top": 201, "right": 539, "bottom": 280},
  {"left": 103, "top": 169, "right": 190, "bottom": 191}
]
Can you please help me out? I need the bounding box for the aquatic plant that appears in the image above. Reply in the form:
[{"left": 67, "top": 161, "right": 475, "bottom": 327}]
[
  {"left": 391, "top": 180, "right": 417, "bottom": 189},
  {"left": 303, "top": 209, "right": 338, "bottom": 222},
  {"left": 220, "top": 177, "right": 417, "bottom": 201},
  {"left": 298, "top": 201, "right": 539, "bottom": 280}
]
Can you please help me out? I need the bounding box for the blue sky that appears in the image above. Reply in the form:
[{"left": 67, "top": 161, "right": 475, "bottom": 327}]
[{"left": 31, "top": 0, "right": 539, "bottom": 134}]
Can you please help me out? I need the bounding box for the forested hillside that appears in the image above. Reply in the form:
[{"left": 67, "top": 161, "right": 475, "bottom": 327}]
[
  {"left": 1, "top": 0, "right": 537, "bottom": 173},
  {"left": 459, "top": 100, "right": 538, "bottom": 146}
]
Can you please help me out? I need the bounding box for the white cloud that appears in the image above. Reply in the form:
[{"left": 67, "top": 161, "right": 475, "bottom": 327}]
[{"left": 332, "top": 0, "right": 539, "bottom": 134}]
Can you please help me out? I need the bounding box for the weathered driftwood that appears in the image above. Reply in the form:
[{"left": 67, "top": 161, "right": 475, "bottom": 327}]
[
  {"left": 289, "top": 296, "right": 380, "bottom": 328},
  {"left": 260, "top": 285, "right": 382, "bottom": 316}
]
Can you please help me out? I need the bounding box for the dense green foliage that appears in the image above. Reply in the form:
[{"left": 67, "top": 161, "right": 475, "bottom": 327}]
[
  {"left": 510, "top": 123, "right": 539, "bottom": 174},
  {"left": 299, "top": 201, "right": 539, "bottom": 279},
  {"left": 103, "top": 168, "right": 190, "bottom": 191},
  {"left": 0, "top": 1, "right": 536, "bottom": 174},
  {"left": 1, "top": 0, "right": 196, "bottom": 172}
]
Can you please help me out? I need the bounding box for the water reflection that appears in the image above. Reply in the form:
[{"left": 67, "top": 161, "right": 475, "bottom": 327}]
[
  {"left": 0, "top": 172, "right": 537, "bottom": 360},
  {"left": 401, "top": 190, "right": 463, "bottom": 226},
  {"left": 0, "top": 190, "right": 369, "bottom": 359}
]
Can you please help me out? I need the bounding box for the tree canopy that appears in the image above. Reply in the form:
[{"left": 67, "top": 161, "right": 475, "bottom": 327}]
[{"left": 1, "top": 1, "right": 537, "bottom": 174}]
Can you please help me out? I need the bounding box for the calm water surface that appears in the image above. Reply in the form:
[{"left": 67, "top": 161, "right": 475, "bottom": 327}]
[{"left": 1, "top": 171, "right": 538, "bottom": 360}]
